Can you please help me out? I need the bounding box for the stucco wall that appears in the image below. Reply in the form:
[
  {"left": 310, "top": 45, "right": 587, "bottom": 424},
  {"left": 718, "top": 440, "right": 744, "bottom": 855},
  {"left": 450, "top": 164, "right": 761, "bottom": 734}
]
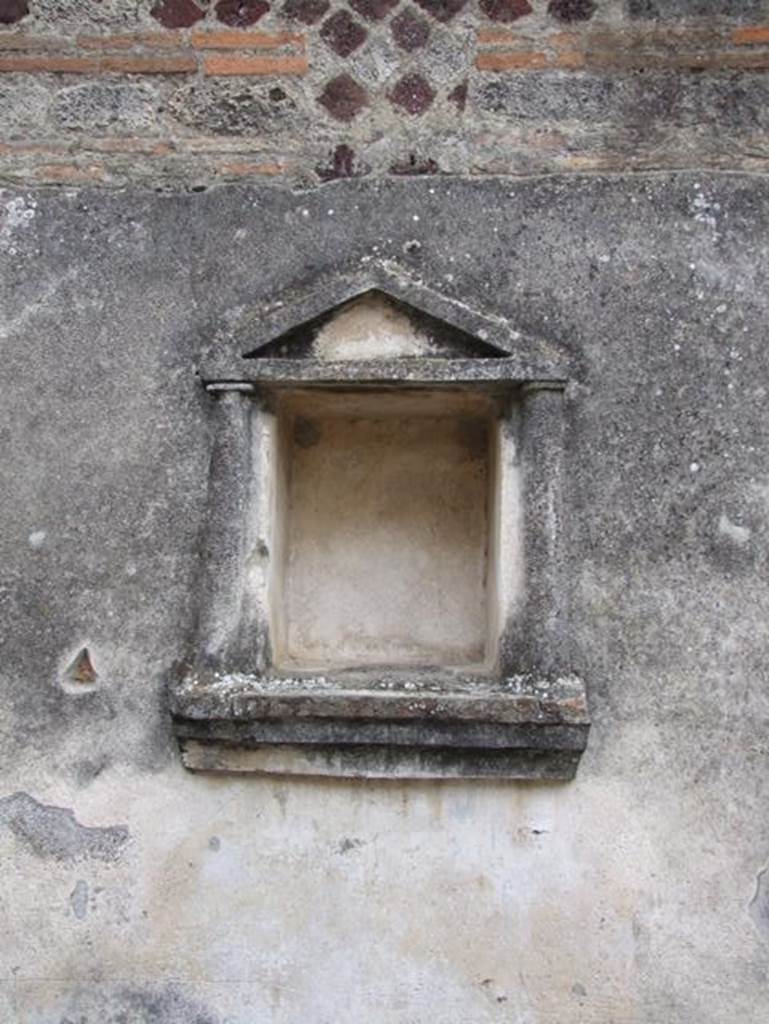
[{"left": 2, "top": 174, "right": 769, "bottom": 1022}]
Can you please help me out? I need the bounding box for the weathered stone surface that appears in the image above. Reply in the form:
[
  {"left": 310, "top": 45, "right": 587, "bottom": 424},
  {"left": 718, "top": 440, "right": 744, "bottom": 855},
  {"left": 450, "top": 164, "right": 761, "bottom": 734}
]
[
  {"left": 172, "top": 670, "right": 589, "bottom": 724},
  {"left": 51, "top": 81, "right": 160, "bottom": 135},
  {"left": 0, "top": 78, "right": 52, "bottom": 139},
  {"left": 20, "top": 0, "right": 144, "bottom": 28},
  {"left": 168, "top": 79, "right": 306, "bottom": 136},
  {"left": 477, "top": 70, "right": 769, "bottom": 130},
  {"left": 1, "top": 2, "right": 769, "bottom": 189},
  {"left": 3, "top": 174, "right": 769, "bottom": 1020},
  {"left": 180, "top": 739, "right": 585, "bottom": 778},
  {"left": 626, "top": 0, "right": 766, "bottom": 17}
]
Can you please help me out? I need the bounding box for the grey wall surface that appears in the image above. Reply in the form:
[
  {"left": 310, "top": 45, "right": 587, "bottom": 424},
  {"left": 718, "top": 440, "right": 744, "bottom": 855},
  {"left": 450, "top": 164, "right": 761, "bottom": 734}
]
[{"left": 1, "top": 173, "right": 769, "bottom": 1022}]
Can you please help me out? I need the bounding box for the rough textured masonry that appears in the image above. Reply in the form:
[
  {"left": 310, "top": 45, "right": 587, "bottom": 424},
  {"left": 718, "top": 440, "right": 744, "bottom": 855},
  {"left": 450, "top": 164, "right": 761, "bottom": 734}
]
[
  {"left": 3, "top": 1, "right": 769, "bottom": 1022},
  {"left": 3, "top": 0, "right": 769, "bottom": 183}
]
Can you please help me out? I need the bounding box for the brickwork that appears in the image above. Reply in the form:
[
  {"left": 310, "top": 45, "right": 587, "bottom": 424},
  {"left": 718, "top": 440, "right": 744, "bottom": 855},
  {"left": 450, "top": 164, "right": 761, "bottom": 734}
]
[{"left": 1, "top": 0, "right": 769, "bottom": 185}]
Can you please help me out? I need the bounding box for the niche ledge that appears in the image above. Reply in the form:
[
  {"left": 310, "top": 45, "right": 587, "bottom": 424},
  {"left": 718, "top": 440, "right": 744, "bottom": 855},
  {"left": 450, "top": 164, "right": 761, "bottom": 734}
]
[{"left": 170, "top": 671, "right": 589, "bottom": 780}]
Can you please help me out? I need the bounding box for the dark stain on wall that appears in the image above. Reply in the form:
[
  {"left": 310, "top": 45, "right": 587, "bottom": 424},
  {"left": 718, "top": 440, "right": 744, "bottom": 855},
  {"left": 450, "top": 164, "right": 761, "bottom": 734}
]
[
  {"left": 750, "top": 864, "right": 769, "bottom": 942},
  {"left": 58, "top": 984, "right": 221, "bottom": 1024},
  {"left": 0, "top": 792, "right": 129, "bottom": 863}
]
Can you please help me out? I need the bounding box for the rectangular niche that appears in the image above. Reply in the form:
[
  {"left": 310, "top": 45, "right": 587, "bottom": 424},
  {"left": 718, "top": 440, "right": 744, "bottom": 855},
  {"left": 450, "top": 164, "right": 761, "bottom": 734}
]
[{"left": 272, "top": 390, "right": 503, "bottom": 672}]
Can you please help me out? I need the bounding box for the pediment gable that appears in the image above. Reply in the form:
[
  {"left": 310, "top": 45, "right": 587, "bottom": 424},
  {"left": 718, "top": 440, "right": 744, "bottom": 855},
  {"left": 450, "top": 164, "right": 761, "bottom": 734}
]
[
  {"left": 200, "top": 263, "right": 574, "bottom": 383},
  {"left": 247, "top": 290, "right": 510, "bottom": 361}
]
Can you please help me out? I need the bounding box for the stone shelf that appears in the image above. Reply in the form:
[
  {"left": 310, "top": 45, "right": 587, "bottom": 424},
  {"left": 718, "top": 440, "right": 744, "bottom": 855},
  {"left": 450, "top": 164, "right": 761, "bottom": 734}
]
[{"left": 170, "top": 671, "right": 589, "bottom": 780}]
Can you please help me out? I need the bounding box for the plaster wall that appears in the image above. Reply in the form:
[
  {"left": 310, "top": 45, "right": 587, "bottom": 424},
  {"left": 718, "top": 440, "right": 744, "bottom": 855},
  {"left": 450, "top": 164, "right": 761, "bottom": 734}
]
[{"left": 2, "top": 175, "right": 769, "bottom": 1023}]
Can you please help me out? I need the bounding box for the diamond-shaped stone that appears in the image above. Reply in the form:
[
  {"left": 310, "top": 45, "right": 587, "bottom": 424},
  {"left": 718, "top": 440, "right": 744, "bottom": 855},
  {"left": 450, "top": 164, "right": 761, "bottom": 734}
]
[
  {"left": 391, "top": 8, "right": 430, "bottom": 50},
  {"left": 318, "top": 74, "right": 369, "bottom": 122},
  {"left": 0, "top": 0, "right": 28, "bottom": 24},
  {"left": 282, "top": 0, "right": 330, "bottom": 24},
  {"left": 321, "top": 10, "right": 368, "bottom": 56},
  {"left": 389, "top": 72, "right": 435, "bottom": 115},
  {"left": 479, "top": 0, "right": 531, "bottom": 21},
  {"left": 547, "top": 0, "right": 596, "bottom": 20},
  {"left": 412, "top": 0, "right": 466, "bottom": 23},
  {"left": 215, "top": 0, "right": 271, "bottom": 24},
  {"left": 150, "top": 0, "right": 206, "bottom": 28},
  {"left": 349, "top": 0, "right": 400, "bottom": 21}
]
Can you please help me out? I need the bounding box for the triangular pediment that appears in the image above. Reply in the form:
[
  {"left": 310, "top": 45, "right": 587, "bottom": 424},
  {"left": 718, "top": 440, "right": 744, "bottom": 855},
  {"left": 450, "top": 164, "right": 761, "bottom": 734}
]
[
  {"left": 199, "top": 263, "right": 575, "bottom": 382},
  {"left": 246, "top": 290, "right": 509, "bottom": 361}
]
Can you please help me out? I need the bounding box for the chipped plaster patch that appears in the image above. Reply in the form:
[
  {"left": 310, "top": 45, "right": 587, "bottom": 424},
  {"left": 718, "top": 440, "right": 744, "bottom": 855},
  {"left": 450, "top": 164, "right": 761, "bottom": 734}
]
[
  {"left": 718, "top": 513, "right": 750, "bottom": 546},
  {"left": 0, "top": 195, "right": 36, "bottom": 255},
  {"left": 750, "top": 864, "right": 769, "bottom": 942},
  {"left": 749, "top": 480, "right": 769, "bottom": 514},
  {"left": 69, "top": 879, "right": 89, "bottom": 920},
  {"left": 690, "top": 185, "right": 721, "bottom": 240},
  {"left": 0, "top": 792, "right": 128, "bottom": 863}
]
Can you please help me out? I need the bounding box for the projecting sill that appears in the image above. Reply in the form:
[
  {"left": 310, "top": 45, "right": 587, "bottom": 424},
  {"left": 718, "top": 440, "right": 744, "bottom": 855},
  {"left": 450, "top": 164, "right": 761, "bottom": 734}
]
[{"left": 169, "top": 671, "right": 589, "bottom": 780}]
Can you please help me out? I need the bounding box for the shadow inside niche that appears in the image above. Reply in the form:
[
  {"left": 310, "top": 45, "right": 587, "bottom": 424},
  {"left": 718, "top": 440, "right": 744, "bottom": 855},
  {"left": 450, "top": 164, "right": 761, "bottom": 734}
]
[{"left": 62, "top": 647, "right": 98, "bottom": 692}]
